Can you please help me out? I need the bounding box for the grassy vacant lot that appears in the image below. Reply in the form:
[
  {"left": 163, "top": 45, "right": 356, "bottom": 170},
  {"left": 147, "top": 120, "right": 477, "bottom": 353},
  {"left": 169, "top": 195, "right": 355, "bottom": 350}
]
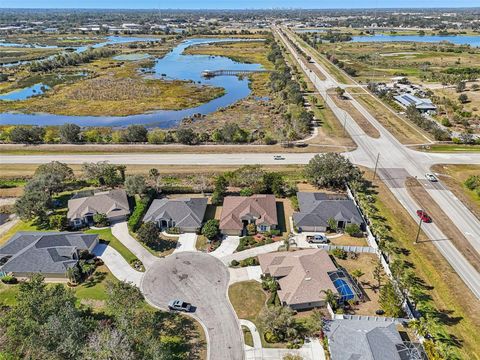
[
  {"left": 367, "top": 169, "right": 480, "bottom": 359},
  {"left": 432, "top": 164, "right": 480, "bottom": 220},
  {"left": 350, "top": 91, "right": 432, "bottom": 144},
  {"left": 328, "top": 92, "right": 380, "bottom": 138},
  {"left": 306, "top": 39, "right": 480, "bottom": 84}
]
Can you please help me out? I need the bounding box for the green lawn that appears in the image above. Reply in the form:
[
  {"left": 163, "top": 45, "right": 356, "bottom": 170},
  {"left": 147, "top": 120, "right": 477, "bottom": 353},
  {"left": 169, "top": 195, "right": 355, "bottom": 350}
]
[
  {"left": 228, "top": 280, "right": 286, "bottom": 348},
  {"left": 423, "top": 144, "right": 480, "bottom": 153},
  {"left": 85, "top": 228, "right": 138, "bottom": 265},
  {"left": 0, "top": 220, "right": 49, "bottom": 245}
]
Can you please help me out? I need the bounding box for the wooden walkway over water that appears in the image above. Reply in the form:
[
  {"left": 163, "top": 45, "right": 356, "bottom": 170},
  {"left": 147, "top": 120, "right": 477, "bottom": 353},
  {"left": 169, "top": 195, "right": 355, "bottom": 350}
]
[{"left": 201, "top": 69, "right": 273, "bottom": 77}]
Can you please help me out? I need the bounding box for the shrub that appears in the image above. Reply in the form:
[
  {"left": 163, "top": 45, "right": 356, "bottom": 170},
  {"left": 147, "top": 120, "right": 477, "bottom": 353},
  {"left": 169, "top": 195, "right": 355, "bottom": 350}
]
[
  {"left": 237, "top": 236, "right": 257, "bottom": 251},
  {"left": 464, "top": 175, "right": 480, "bottom": 191},
  {"left": 137, "top": 221, "right": 160, "bottom": 247},
  {"left": 230, "top": 259, "right": 240, "bottom": 267},
  {"left": 331, "top": 248, "right": 347, "bottom": 259},
  {"left": 264, "top": 331, "right": 279, "bottom": 344},
  {"left": 201, "top": 219, "right": 219, "bottom": 240},
  {"left": 268, "top": 229, "right": 282, "bottom": 236},
  {"left": 239, "top": 187, "right": 254, "bottom": 196},
  {"left": 239, "top": 257, "right": 259, "bottom": 267},
  {"left": 345, "top": 223, "right": 361, "bottom": 236},
  {"left": 48, "top": 214, "right": 68, "bottom": 230},
  {"left": 93, "top": 213, "right": 109, "bottom": 227},
  {"left": 167, "top": 227, "right": 180, "bottom": 235},
  {"left": 247, "top": 223, "right": 257, "bottom": 235},
  {"left": 1, "top": 275, "right": 17, "bottom": 284},
  {"left": 128, "top": 197, "right": 151, "bottom": 232}
]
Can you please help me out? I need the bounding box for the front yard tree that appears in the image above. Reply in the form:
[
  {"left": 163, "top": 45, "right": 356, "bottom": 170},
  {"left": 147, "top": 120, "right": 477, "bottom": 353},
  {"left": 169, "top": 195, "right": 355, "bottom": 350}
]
[
  {"left": 125, "top": 174, "right": 147, "bottom": 196},
  {"left": 259, "top": 305, "right": 297, "bottom": 342},
  {"left": 304, "top": 153, "right": 361, "bottom": 189},
  {"left": 93, "top": 213, "right": 109, "bottom": 227},
  {"left": 59, "top": 123, "right": 81, "bottom": 143},
  {"left": 201, "top": 219, "right": 219, "bottom": 240},
  {"left": 137, "top": 221, "right": 160, "bottom": 248},
  {"left": 345, "top": 223, "right": 361, "bottom": 236}
]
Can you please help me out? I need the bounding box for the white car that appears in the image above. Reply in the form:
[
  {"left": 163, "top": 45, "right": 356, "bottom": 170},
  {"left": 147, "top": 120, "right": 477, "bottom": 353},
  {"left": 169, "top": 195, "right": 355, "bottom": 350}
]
[
  {"left": 425, "top": 173, "right": 438, "bottom": 182},
  {"left": 168, "top": 300, "right": 192, "bottom": 312},
  {"left": 306, "top": 234, "right": 329, "bottom": 244},
  {"left": 274, "top": 155, "right": 286, "bottom": 160}
]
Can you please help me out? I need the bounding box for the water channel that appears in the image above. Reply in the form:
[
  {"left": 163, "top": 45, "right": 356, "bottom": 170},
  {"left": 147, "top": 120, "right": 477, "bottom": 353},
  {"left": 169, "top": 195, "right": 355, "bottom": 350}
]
[{"left": 0, "top": 38, "right": 264, "bottom": 128}]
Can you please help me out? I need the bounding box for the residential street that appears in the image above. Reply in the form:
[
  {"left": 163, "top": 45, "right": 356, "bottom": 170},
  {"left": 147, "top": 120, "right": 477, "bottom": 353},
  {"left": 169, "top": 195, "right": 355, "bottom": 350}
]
[{"left": 141, "top": 252, "right": 244, "bottom": 360}]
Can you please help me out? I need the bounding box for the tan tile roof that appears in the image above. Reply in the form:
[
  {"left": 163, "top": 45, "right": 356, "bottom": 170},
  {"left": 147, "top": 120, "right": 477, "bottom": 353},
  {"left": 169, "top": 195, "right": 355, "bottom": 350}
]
[
  {"left": 258, "top": 249, "right": 338, "bottom": 306},
  {"left": 219, "top": 194, "right": 278, "bottom": 231}
]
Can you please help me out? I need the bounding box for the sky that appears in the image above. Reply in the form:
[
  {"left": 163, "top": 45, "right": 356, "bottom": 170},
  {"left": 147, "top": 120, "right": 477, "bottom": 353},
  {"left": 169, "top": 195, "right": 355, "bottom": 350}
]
[{"left": 0, "top": 0, "right": 477, "bottom": 9}]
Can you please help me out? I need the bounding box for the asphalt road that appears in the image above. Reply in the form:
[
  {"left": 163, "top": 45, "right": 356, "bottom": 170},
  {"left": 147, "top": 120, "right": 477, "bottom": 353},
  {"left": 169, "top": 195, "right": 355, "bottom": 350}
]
[
  {"left": 275, "top": 25, "right": 480, "bottom": 299},
  {"left": 141, "top": 252, "right": 243, "bottom": 360}
]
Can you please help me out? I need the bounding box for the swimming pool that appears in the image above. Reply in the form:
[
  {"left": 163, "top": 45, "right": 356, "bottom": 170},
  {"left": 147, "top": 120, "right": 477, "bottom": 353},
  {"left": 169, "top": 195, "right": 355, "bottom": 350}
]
[{"left": 333, "top": 278, "right": 355, "bottom": 302}]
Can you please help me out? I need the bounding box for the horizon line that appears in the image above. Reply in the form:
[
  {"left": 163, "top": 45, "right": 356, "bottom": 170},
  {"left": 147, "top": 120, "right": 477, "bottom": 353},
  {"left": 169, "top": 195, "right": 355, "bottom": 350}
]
[{"left": 1, "top": 6, "right": 479, "bottom": 10}]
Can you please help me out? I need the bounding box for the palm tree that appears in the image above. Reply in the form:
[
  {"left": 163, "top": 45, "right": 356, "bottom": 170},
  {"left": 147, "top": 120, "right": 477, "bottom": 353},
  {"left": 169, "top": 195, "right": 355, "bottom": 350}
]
[{"left": 322, "top": 289, "right": 339, "bottom": 311}]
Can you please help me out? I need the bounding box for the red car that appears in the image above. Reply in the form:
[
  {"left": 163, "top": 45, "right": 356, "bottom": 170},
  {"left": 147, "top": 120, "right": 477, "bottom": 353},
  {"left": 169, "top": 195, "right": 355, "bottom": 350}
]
[{"left": 416, "top": 210, "right": 432, "bottom": 223}]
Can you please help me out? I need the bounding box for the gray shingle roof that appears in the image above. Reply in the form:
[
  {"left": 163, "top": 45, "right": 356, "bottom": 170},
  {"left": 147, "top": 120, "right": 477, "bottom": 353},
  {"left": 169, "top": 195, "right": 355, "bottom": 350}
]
[
  {"left": 67, "top": 189, "right": 130, "bottom": 220},
  {"left": 293, "top": 192, "right": 365, "bottom": 228},
  {"left": 143, "top": 197, "right": 208, "bottom": 229},
  {"left": 0, "top": 232, "right": 98, "bottom": 275},
  {"left": 325, "top": 319, "right": 403, "bottom": 360}
]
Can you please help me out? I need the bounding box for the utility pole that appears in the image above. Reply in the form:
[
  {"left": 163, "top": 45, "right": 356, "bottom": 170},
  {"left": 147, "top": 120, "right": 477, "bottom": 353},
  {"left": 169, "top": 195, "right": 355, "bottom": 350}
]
[
  {"left": 414, "top": 217, "right": 423, "bottom": 244},
  {"left": 372, "top": 153, "right": 380, "bottom": 180}
]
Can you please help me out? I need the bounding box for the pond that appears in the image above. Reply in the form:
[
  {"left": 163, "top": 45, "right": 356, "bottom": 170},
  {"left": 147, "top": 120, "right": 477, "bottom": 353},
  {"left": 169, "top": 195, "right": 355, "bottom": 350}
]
[
  {"left": 351, "top": 34, "right": 480, "bottom": 47},
  {"left": 0, "top": 38, "right": 264, "bottom": 128},
  {"left": 0, "top": 83, "right": 50, "bottom": 101}
]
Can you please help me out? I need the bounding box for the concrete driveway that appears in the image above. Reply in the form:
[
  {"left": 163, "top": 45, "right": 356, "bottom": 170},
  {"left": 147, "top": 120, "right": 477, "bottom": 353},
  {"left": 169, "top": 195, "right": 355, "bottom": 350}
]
[
  {"left": 173, "top": 233, "right": 198, "bottom": 253},
  {"left": 141, "top": 252, "right": 244, "bottom": 360},
  {"left": 210, "top": 236, "right": 240, "bottom": 258},
  {"left": 93, "top": 243, "right": 143, "bottom": 287},
  {"left": 111, "top": 221, "right": 157, "bottom": 268}
]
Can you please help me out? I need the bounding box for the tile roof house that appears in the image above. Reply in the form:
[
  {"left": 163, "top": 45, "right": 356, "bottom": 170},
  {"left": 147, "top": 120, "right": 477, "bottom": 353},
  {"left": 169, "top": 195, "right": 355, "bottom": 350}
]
[
  {"left": 143, "top": 197, "right": 208, "bottom": 233},
  {"left": 68, "top": 189, "right": 130, "bottom": 227},
  {"left": 293, "top": 192, "right": 365, "bottom": 233},
  {"left": 258, "top": 249, "right": 340, "bottom": 310},
  {"left": 324, "top": 319, "right": 427, "bottom": 360},
  {"left": 0, "top": 232, "right": 98, "bottom": 280},
  {"left": 219, "top": 194, "right": 278, "bottom": 236}
]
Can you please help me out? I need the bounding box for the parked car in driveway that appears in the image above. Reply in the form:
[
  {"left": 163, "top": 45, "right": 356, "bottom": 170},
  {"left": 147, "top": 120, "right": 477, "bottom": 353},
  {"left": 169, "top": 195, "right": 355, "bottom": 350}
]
[
  {"left": 306, "top": 234, "right": 329, "bottom": 243},
  {"left": 416, "top": 210, "right": 432, "bottom": 223},
  {"left": 425, "top": 173, "right": 438, "bottom": 182},
  {"left": 168, "top": 300, "right": 192, "bottom": 312}
]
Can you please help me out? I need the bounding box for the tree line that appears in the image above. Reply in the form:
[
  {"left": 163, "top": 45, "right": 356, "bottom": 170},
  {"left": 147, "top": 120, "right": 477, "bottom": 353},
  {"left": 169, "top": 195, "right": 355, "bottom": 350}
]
[{"left": 0, "top": 123, "right": 272, "bottom": 145}]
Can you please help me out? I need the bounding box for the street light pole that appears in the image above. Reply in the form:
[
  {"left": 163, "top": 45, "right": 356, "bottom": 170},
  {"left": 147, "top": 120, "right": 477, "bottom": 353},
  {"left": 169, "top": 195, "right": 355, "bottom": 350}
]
[
  {"left": 373, "top": 153, "right": 380, "bottom": 180},
  {"left": 415, "top": 217, "right": 423, "bottom": 244}
]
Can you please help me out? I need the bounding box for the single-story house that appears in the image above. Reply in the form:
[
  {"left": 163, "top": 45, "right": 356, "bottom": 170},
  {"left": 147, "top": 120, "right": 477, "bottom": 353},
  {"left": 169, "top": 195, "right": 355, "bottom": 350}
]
[
  {"left": 293, "top": 192, "right": 365, "bottom": 233},
  {"left": 68, "top": 189, "right": 130, "bottom": 228},
  {"left": 220, "top": 194, "right": 278, "bottom": 236},
  {"left": 324, "top": 319, "right": 427, "bottom": 360},
  {"left": 0, "top": 232, "right": 99, "bottom": 280},
  {"left": 143, "top": 197, "right": 208, "bottom": 233},
  {"left": 394, "top": 93, "right": 437, "bottom": 113},
  {"left": 258, "top": 249, "right": 359, "bottom": 310}
]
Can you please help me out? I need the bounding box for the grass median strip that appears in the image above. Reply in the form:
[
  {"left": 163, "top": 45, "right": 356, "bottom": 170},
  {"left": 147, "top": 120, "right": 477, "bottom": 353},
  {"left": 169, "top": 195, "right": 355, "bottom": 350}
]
[
  {"left": 85, "top": 227, "right": 139, "bottom": 266},
  {"left": 368, "top": 170, "right": 480, "bottom": 359}
]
